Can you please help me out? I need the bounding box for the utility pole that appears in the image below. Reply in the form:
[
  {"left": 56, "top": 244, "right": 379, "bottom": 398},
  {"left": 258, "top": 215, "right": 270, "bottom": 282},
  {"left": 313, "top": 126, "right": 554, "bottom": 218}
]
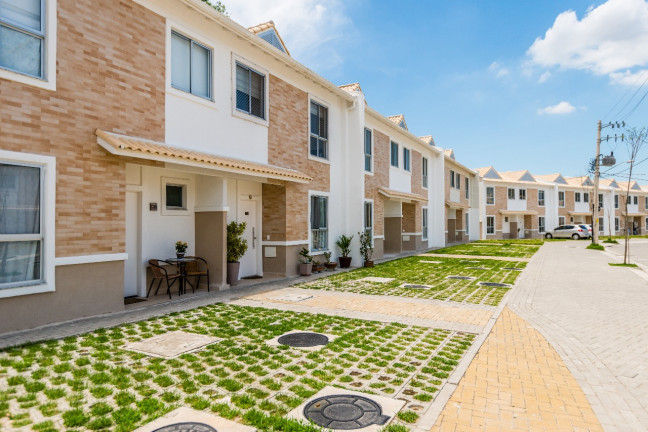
[{"left": 592, "top": 121, "right": 601, "bottom": 245}]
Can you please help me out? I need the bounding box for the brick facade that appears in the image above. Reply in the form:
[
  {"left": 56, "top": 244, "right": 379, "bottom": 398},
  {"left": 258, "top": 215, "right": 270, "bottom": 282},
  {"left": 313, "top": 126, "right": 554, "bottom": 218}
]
[
  {"left": 0, "top": 0, "right": 166, "bottom": 257},
  {"left": 365, "top": 129, "right": 390, "bottom": 237}
]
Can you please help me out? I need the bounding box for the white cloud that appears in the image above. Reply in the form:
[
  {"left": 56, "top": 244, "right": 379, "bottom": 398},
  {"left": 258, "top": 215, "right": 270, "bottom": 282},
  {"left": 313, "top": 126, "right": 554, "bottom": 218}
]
[
  {"left": 610, "top": 68, "right": 648, "bottom": 85},
  {"left": 538, "top": 71, "right": 551, "bottom": 83},
  {"left": 488, "top": 61, "right": 509, "bottom": 78},
  {"left": 537, "top": 101, "right": 577, "bottom": 115},
  {"left": 527, "top": 0, "right": 648, "bottom": 82},
  {"left": 224, "top": 0, "right": 354, "bottom": 71}
]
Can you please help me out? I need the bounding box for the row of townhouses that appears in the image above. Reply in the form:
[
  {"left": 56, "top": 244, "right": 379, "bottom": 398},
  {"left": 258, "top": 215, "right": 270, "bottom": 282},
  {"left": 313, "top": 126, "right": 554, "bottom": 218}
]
[
  {"left": 0, "top": 0, "right": 640, "bottom": 334},
  {"left": 477, "top": 168, "right": 648, "bottom": 239}
]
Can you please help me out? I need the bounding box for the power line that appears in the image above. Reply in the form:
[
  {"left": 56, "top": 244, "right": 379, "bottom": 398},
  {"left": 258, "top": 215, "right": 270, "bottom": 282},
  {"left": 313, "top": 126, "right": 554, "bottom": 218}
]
[
  {"left": 611, "top": 70, "right": 648, "bottom": 119},
  {"left": 603, "top": 70, "right": 648, "bottom": 119}
]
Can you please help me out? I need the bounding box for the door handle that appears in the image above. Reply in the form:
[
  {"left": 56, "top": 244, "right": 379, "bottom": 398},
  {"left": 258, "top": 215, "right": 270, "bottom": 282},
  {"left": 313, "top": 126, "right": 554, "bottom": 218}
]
[{"left": 252, "top": 227, "right": 257, "bottom": 249}]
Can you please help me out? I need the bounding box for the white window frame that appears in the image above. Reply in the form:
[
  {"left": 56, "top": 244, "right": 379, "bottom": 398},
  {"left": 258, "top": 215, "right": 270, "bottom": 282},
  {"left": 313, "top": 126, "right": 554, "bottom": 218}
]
[
  {"left": 519, "top": 189, "right": 526, "bottom": 200},
  {"left": 508, "top": 188, "right": 515, "bottom": 200},
  {"left": 486, "top": 216, "right": 495, "bottom": 235},
  {"left": 583, "top": 192, "right": 589, "bottom": 203},
  {"left": 538, "top": 190, "right": 545, "bottom": 207},
  {"left": 421, "top": 157, "right": 428, "bottom": 189},
  {"left": 309, "top": 99, "right": 329, "bottom": 160},
  {"left": 575, "top": 192, "right": 581, "bottom": 203},
  {"left": 364, "top": 128, "right": 373, "bottom": 173},
  {"left": 230, "top": 54, "right": 269, "bottom": 126},
  {"left": 456, "top": 173, "right": 461, "bottom": 190},
  {"left": 615, "top": 217, "right": 620, "bottom": 231},
  {"left": 465, "top": 212, "right": 470, "bottom": 239},
  {"left": 599, "top": 217, "right": 604, "bottom": 233},
  {"left": 450, "top": 170, "right": 455, "bottom": 188},
  {"left": 599, "top": 193, "right": 604, "bottom": 209},
  {"left": 558, "top": 191, "right": 565, "bottom": 207},
  {"left": 486, "top": 187, "right": 494, "bottom": 205},
  {"left": 170, "top": 30, "right": 212, "bottom": 100},
  {"left": 559, "top": 216, "right": 566, "bottom": 225},
  {"left": 615, "top": 195, "right": 619, "bottom": 209},
  {"left": 422, "top": 207, "right": 428, "bottom": 240},
  {"left": 0, "top": 150, "right": 56, "bottom": 298},
  {"left": 0, "top": 0, "right": 57, "bottom": 91},
  {"left": 465, "top": 177, "right": 469, "bottom": 199},
  {"left": 403, "top": 147, "right": 411, "bottom": 172},
  {"left": 390, "top": 141, "right": 399, "bottom": 168},
  {"left": 538, "top": 216, "right": 545, "bottom": 233},
  {"left": 308, "top": 191, "right": 329, "bottom": 253},
  {"left": 161, "top": 177, "right": 190, "bottom": 216},
  {"left": 645, "top": 197, "right": 648, "bottom": 209},
  {"left": 634, "top": 196, "right": 638, "bottom": 205},
  {"left": 364, "top": 200, "right": 373, "bottom": 246}
]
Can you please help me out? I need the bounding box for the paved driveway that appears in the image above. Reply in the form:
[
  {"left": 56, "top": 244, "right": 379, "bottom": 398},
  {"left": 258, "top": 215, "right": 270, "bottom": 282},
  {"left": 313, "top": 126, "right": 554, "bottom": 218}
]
[{"left": 509, "top": 240, "right": 648, "bottom": 431}]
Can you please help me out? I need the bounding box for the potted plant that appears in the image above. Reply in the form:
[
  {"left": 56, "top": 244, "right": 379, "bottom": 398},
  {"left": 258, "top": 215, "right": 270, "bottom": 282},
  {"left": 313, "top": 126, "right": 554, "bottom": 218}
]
[
  {"left": 359, "top": 231, "right": 374, "bottom": 267},
  {"left": 175, "top": 241, "right": 188, "bottom": 258},
  {"left": 323, "top": 251, "right": 337, "bottom": 271},
  {"left": 299, "top": 247, "right": 313, "bottom": 276},
  {"left": 227, "top": 221, "right": 248, "bottom": 286},
  {"left": 312, "top": 259, "right": 325, "bottom": 273},
  {"left": 336, "top": 234, "right": 353, "bottom": 268}
]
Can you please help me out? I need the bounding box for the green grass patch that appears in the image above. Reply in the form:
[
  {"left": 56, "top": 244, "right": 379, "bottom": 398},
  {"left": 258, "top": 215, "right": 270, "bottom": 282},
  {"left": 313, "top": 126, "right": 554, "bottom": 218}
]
[
  {"left": 586, "top": 243, "right": 605, "bottom": 250},
  {"left": 609, "top": 263, "right": 639, "bottom": 267}
]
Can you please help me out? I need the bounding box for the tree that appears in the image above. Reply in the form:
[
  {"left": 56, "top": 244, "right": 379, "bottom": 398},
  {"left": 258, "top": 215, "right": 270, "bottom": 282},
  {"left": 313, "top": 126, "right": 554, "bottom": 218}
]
[
  {"left": 201, "top": 0, "right": 227, "bottom": 15},
  {"left": 622, "top": 128, "right": 647, "bottom": 264}
]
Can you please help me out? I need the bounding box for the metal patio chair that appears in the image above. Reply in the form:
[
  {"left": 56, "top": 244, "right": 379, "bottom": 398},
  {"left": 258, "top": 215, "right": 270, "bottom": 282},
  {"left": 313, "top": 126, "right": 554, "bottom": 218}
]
[
  {"left": 147, "top": 259, "right": 181, "bottom": 299},
  {"left": 183, "top": 256, "right": 210, "bottom": 292}
]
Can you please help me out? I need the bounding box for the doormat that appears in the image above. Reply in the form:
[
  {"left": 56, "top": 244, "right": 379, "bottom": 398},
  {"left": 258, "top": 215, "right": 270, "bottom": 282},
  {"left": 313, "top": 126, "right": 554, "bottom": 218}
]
[{"left": 124, "top": 297, "right": 147, "bottom": 305}]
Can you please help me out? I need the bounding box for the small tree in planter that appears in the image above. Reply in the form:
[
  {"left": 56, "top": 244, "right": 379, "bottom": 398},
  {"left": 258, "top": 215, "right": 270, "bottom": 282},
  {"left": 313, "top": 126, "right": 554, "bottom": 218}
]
[
  {"left": 323, "top": 251, "right": 337, "bottom": 271},
  {"left": 336, "top": 234, "right": 353, "bottom": 268},
  {"left": 299, "top": 247, "right": 313, "bottom": 276},
  {"left": 358, "top": 231, "right": 374, "bottom": 267},
  {"left": 227, "top": 221, "right": 248, "bottom": 286}
]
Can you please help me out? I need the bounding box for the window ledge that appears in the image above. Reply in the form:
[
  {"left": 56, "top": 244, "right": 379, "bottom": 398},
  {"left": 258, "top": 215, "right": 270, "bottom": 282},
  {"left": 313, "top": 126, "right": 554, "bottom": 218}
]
[
  {"left": 0, "top": 68, "right": 55, "bottom": 91},
  {"left": 0, "top": 282, "right": 54, "bottom": 299},
  {"left": 308, "top": 155, "right": 330, "bottom": 165},
  {"left": 167, "top": 87, "right": 216, "bottom": 110},
  {"left": 232, "top": 108, "right": 269, "bottom": 127}
]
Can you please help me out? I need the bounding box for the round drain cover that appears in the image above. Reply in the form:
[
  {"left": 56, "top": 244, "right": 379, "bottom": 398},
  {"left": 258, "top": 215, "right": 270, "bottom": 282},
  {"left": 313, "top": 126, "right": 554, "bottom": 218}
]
[
  {"left": 304, "top": 395, "right": 390, "bottom": 430},
  {"left": 153, "top": 423, "right": 217, "bottom": 432},
  {"left": 478, "top": 282, "right": 510, "bottom": 287},
  {"left": 278, "top": 332, "right": 329, "bottom": 347}
]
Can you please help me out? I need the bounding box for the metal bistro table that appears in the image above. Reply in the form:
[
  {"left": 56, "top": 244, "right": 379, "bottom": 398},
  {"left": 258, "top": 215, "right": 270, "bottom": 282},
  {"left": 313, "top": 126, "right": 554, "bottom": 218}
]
[{"left": 166, "top": 257, "right": 196, "bottom": 295}]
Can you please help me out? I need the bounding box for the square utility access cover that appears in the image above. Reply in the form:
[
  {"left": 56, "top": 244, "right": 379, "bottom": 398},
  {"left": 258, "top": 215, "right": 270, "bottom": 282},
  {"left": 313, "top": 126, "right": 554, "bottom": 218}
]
[
  {"left": 133, "top": 407, "right": 255, "bottom": 432},
  {"left": 287, "top": 386, "right": 405, "bottom": 432},
  {"left": 123, "top": 330, "right": 220, "bottom": 359}
]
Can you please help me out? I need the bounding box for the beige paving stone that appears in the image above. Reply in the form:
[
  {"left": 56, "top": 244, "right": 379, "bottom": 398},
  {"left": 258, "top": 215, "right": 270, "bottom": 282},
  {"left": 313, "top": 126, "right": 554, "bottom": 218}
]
[
  {"left": 420, "top": 254, "right": 531, "bottom": 263},
  {"left": 430, "top": 308, "right": 603, "bottom": 432}
]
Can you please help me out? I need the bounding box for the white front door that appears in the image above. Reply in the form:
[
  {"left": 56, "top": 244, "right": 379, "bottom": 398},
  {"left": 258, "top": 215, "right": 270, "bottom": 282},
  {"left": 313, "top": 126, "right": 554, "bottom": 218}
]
[
  {"left": 238, "top": 200, "right": 258, "bottom": 277},
  {"left": 124, "top": 191, "right": 141, "bottom": 297}
]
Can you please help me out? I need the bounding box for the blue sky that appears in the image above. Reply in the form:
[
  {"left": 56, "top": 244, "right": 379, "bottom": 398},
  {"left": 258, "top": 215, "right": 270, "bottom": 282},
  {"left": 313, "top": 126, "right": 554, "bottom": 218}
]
[{"left": 226, "top": 0, "right": 648, "bottom": 181}]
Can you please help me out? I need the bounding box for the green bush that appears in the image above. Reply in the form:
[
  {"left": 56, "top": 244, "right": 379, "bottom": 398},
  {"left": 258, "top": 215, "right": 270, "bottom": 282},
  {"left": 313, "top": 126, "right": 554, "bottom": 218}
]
[{"left": 227, "top": 221, "right": 248, "bottom": 262}]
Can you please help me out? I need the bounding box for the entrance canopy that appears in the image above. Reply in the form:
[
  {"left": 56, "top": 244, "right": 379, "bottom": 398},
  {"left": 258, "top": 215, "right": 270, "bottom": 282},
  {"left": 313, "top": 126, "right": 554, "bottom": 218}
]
[
  {"left": 378, "top": 187, "right": 427, "bottom": 202},
  {"left": 96, "top": 130, "right": 312, "bottom": 183},
  {"left": 445, "top": 200, "right": 468, "bottom": 210}
]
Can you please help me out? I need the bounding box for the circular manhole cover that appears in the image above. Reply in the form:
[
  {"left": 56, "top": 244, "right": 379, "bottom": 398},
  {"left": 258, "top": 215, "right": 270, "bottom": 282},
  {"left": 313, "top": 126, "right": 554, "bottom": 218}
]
[
  {"left": 478, "top": 282, "right": 511, "bottom": 287},
  {"left": 278, "top": 332, "right": 329, "bottom": 347},
  {"left": 153, "top": 423, "right": 217, "bottom": 432},
  {"left": 304, "top": 395, "right": 390, "bottom": 430}
]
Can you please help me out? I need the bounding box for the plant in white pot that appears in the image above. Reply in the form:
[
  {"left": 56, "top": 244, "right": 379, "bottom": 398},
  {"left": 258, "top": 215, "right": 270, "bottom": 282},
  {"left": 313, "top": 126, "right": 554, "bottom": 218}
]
[
  {"left": 227, "top": 221, "right": 248, "bottom": 286},
  {"left": 299, "top": 247, "right": 313, "bottom": 276}
]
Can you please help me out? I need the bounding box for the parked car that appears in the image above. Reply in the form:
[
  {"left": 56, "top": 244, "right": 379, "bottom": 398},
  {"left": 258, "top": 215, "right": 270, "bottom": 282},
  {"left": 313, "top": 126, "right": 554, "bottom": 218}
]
[
  {"left": 578, "top": 224, "right": 592, "bottom": 238},
  {"left": 544, "top": 225, "right": 589, "bottom": 240}
]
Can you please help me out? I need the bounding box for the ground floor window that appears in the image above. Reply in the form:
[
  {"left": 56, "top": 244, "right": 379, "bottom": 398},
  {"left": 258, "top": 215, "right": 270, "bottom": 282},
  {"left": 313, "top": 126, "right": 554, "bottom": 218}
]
[
  {"left": 538, "top": 216, "right": 545, "bottom": 233},
  {"left": 486, "top": 216, "right": 495, "bottom": 234},
  {"left": 599, "top": 218, "right": 604, "bottom": 233},
  {"left": 310, "top": 195, "right": 328, "bottom": 251},
  {"left": 559, "top": 216, "right": 565, "bottom": 225},
  {"left": 615, "top": 217, "right": 620, "bottom": 232},
  {"left": 422, "top": 208, "right": 428, "bottom": 240},
  {"left": 364, "top": 201, "right": 373, "bottom": 245},
  {"left": 465, "top": 213, "right": 469, "bottom": 239}
]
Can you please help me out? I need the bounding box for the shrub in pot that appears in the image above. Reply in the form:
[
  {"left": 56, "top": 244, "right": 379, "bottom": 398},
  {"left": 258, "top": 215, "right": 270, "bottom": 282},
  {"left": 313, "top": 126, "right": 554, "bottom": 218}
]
[
  {"left": 359, "top": 231, "right": 374, "bottom": 267},
  {"left": 323, "top": 251, "right": 337, "bottom": 271},
  {"left": 299, "top": 247, "right": 313, "bottom": 276},
  {"left": 227, "top": 221, "right": 248, "bottom": 286},
  {"left": 336, "top": 234, "right": 353, "bottom": 268}
]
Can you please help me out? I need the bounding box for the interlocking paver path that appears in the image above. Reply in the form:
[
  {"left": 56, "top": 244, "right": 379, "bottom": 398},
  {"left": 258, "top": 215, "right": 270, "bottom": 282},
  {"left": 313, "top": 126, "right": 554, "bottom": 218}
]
[
  {"left": 430, "top": 307, "right": 604, "bottom": 432},
  {"left": 420, "top": 253, "right": 531, "bottom": 263},
  {"left": 509, "top": 240, "right": 648, "bottom": 431}
]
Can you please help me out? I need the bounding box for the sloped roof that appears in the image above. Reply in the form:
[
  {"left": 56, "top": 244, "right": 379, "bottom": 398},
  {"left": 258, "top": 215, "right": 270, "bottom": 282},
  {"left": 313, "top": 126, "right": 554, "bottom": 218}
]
[
  {"left": 534, "top": 173, "right": 567, "bottom": 184},
  {"left": 565, "top": 176, "right": 594, "bottom": 187},
  {"left": 248, "top": 21, "right": 290, "bottom": 55},
  {"left": 618, "top": 181, "right": 642, "bottom": 191},
  {"left": 499, "top": 170, "right": 536, "bottom": 182},
  {"left": 387, "top": 114, "right": 408, "bottom": 130},
  {"left": 444, "top": 149, "right": 455, "bottom": 160},
  {"left": 599, "top": 178, "right": 619, "bottom": 189},
  {"left": 476, "top": 166, "right": 502, "bottom": 179},
  {"left": 419, "top": 135, "right": 435, "bottom": 146},
  {"left": 339, "top": 82, "right": 363, "bottom": 93}
]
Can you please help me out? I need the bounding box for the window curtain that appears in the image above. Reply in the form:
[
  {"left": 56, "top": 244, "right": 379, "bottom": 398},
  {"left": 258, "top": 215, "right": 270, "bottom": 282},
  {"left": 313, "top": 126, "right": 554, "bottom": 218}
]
[{"left": 0, "top": 164, "right": 41, "bottom": 286}]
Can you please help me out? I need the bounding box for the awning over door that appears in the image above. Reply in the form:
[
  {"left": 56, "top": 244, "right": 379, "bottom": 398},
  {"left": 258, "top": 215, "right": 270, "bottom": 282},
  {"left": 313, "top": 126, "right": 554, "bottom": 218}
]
[
  {"left": 96, "top": 129, "right": 312, "bottom": 183},
  {"left": 378, "top": 187, "right": 428, "bottom": 202},
  {"left": 499, "top": 209, "right": 538, "bottom": 215},
  {"left": 568, "top": 211, "right": 592, "bottom": 216},
  {"left": 445, "top": 200, "right": 469, "bottom": 210}
]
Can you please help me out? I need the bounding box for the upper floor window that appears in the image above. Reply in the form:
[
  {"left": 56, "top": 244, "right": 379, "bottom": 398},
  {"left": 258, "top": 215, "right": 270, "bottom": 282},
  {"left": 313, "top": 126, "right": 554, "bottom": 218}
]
[
  {"left": 450, "top": 170, "right": 455, "bottom": 188},
  {"left": 508, "top": 188, "right": 515, "bottom": 199},
  {"left": 236, "top": 62, "right": 265, "bottom": 119},
  {"left": 583, "top": 192, "right": 589, "bottom": 203},
  {"left": 559, "top": 191, "right": 565, "bottom": 207},
  {"left": 633, "top": 196, "right": 638, "bottom": 205},
  {"left": 615, "top": 195, "right": 619, "bottom": 208},
  {"left": 422, "top": 157, "right": 428, "bottom": 188},
  {"left": 486, "top": 187, "right": 494, "bottom": 205},
  {"left": 403, "top": 148, "right": 410, "bottom": 171},
  {"left": 519, "top": 189, "right": 526, "bottom": 200},
  {"left": 171, "top": 31, "right": 211, "bottom": 99},
  {"left": 599, "top": 193, "right": 604, "bottom": 209},
  {"left": 364, "top": 128, "right": 372, "bottom": 172},
  {"left": 456, "top": 173, "right": 461, "bottom": 189},
  {"left": 309, "top": 101, "right": 328, "bottom": 159},
  {"left": 465, "top": 177, "right": 469, "bottom": 199},
  {"left": 0, "top": 0, "right": 45, "bottom": 79},
  {"left": 575, "top": 192, "right": 581, "bottom": 203},
  {"left": 390, "top": 142, "right": 399, "bottom": 167},
  {"left": 645, "top": 196, "right": 648, "bottom": 208},
  {"left": 538, "top": 190, "right": 545, "bottom": 206}
]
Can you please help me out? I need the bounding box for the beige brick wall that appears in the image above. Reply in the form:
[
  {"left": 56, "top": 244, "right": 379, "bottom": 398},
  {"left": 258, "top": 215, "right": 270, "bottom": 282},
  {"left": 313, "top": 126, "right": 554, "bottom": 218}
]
[
  {"left": 365, "top": 129, "right": 390, "bottom": 237},
  {"left": 266, "top": 74, "right": 330, "bottom": 241},
  {"left": 0, "top": 0, "right": 166, "bottom": 257},
  {"left": 559, "top": 189, "right": 575, "bottom": 220},
  {"left": 411, "top": 151, "right": 424, "bottom": 197}
]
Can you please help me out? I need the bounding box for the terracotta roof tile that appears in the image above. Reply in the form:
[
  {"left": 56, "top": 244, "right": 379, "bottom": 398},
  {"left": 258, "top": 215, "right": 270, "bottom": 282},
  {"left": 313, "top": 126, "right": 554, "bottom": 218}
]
[
  {"left": 419, "top": 135, "right": 435, "bottom": 146},
  {"left": 387, "top": 114, "right": 408, "bottom": 130}
]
